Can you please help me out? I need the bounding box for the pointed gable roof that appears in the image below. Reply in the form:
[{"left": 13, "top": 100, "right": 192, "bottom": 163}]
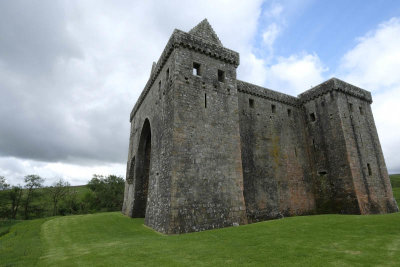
[{"left": 189, "top": 19, "right": 223, "bottom": 46}]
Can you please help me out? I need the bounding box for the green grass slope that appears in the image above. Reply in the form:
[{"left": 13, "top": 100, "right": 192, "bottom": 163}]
[
  {"left": 1, "top": 175, "right": 399, "bottom": 266},
  {"left": 0, "top": 212, "right": 399, "bottom": 266}
]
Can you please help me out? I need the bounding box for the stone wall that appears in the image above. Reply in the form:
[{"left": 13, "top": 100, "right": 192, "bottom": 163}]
[
  {"left": 237, "top": 81, "right": 315, "bottom": 222},
  {"left": 122, "top": 19, "right": 397, "bottom": 235},
  {"left": 166, "top": 45, "right": 247, "bottom": 233},
  {"left": 299, "top": 78, "right": 398, "bottom": 214}
]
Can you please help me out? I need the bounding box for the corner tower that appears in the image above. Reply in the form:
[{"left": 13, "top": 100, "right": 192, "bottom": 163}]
[
  {"left": 168, "top": 19, "right": 247, "bottom": 233},
  {"left": 299, "top": 78, "right": 398, "bottom": 214},
  {"left": 122, "top": 19, "right": 247, "bottom": 234}
]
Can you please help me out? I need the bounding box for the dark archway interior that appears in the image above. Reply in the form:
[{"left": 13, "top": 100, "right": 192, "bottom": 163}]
[{"left": 132, "top": 119, "right": 151, "bottom": 218}]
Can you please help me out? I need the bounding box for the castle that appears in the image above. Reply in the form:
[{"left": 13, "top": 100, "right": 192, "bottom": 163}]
[{"left": 122, "top": 19, "right": 398, "bottom": 234}]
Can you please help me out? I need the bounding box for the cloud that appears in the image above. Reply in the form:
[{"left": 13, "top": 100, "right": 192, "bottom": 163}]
[
  {"left": 262, "top": 23, "right": 281, "bottom": 49},
  {"left": 0, "top": 0, "right": 265, "bottom": 185},
  {"left": 264, "top": 3, "right": 284, "bottom": 18},
  {"left": 265, "top": 53, "right": 328, "bottom": 95},
  {"left": 0, "top": 156, "right": 125, "bottom": 186},
  {"left": 336, "top": 17, "right": 400, "bottom": 173}
]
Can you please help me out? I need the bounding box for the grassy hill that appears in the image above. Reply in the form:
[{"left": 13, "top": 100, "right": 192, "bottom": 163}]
[
  {"left": 390, "top": 174, "right": 400, "bottom": 204},
  {"left": 1, "top": 175, "right": 399, "bottom": 266}
]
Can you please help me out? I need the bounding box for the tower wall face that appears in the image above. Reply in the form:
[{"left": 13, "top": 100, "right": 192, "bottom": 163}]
[
  {"left": 299, "top": 80, "right": 398, "bottom": 214},
  {"left": 122, "top": 50, "right": 177, "bottom": 233},
  {"left": 302, "top": 91, "right": 360, "bottom": 214},
  {"left": 167, "top": 47, "right": 247, "bottom": 233},
  {"left": 237, "top": 83, "right": 315, "bottom": 222},
  {"left": 336, "top": 93, "right": 398, "bottom": 213}
]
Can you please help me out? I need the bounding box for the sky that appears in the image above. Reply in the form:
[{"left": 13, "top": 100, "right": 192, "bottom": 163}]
[{"left": 1, "top": 0, "right": 400, "bottom": 186}]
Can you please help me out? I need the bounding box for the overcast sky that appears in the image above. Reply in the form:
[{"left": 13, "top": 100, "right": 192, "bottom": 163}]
[{"left": 1, "top": 0, "right": 400, "bottom": 186}]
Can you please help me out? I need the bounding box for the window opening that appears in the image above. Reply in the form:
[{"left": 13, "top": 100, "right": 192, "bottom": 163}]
[
  {"left": 249, "top": 98, "right": 254, "bottom": 108},
  {"left": 271, "top": 104, "right": 276, "bottom": 113},
  {"left": 158, "top": 80, "right": 161, "bottom": 99},
  {"left": 166, "top": 68, "right": 169, "bottom": 80},
  {"left": 193, "top": 62, "right": 201, "bottom": 76},
  {"left": 218, "top": 69, "right": 225, "bottom": 82},
  {"left": 318, "top": 170, "right": 328, "bottom": 176},
  {"left": 367, "top": 163, "right": 372, "bottom": 176},
  {"left": 287, "top": 109, "right": 292, "bottom": 117},
  {"left": 349, "top": 103, "right": 353, "bottom": 112},
  {"left": 205, "top": 93, "right": 207, "bottom": 108},
  {"left": 359, "top": 106, "right": 364, "bottom": 115},
  {"left": 310, "top": 113, "right": 316, "bottom": 122}
]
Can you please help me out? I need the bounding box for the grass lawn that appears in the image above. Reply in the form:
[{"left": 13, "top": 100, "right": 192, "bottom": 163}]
[
  {"left": 0, "top": 218, "right": 51, "bottom": 266},
  {"left": 0, "top": 175, "right": 399, "bottom": 266},
  {"left": 0, "top": 212, "right": 399, "bottom": 266}
]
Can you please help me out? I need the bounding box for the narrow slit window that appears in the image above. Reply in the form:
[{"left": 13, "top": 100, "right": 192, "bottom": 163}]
[
  {"left": 204, "top": 93, "right": 207, "bottom": 108},
  {"left": 158, "top": 80, "right": 162, "bottom": 99},
  {"left": 193, "top": 62, "right": 201, "bottom": 76},
  {"left": 218, "top": 69, "right": 225, "bottom": 82},
  {"left": 367, "top": 163, "right": 372, "bottom": 176},
  {"left": 271, "top": 104, "right": 276, "bottom": 113},
  {"left": 349, "top": 103, "right": 353, "bottom": 112},
  {"left": 166, "top": 68, "right": 169, "bottom": 80},
  {"left": 287, "top": 109, "right": 292, "bottom": 117},
  {"left": 294, "top": 147, "right": 297, "bottom": 157},
  {"left": 310, "top": 113, "right": 316, "bottom": 122},
  {"left": 359, "top": 106, "right": 364, "bottom": 115},
  {"left": 249, "top": 98, "right": 254, "bottom": 108}
]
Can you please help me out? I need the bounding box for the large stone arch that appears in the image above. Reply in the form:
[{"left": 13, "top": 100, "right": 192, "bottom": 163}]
[{"left": 131, "top": 118, "right": 152, "bottom": 218}]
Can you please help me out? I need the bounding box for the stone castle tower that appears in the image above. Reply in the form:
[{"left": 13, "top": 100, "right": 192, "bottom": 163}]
[{"left": 122, "top": 19, "right": 398, "bottom": 234}]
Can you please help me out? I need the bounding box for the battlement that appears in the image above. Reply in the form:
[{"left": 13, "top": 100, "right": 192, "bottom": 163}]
[
  {"left": 237, "top": 80, "right": 300, "bottom": 107},
  {"left": 130, "top": 23, "right": 239, "bottom": 122},
  {"left": 298, "top": 77, "right": 372, "bottom": 104}
]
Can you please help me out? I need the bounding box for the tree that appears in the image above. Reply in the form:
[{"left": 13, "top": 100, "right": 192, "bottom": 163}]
[
  {"left": 23, "top": 175, "right": 44, "bottom": 219},
  {"left": 9, "top": 185, "right": 23, "bottom": 219},
  {"left": 47, "top": 178, "right": 70, "bottom": 216},
  {"left": 87, "top": 174, "right": 125, "bottom": 211},
  {"left": 0, "top": 176, "right": 9, "bottom": 191}
]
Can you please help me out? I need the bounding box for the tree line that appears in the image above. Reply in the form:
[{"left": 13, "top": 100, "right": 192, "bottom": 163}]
[{"left": 0, "top": 174, "right": 125, "bottom": 220}]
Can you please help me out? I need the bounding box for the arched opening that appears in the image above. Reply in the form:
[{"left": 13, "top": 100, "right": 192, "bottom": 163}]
[{"left": 132, "top": 119, "right": 151, "bottom": 218}]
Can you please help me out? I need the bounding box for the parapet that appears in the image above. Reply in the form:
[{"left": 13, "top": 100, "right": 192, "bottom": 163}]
[
  {"left": 130, "top": 27, "right": 239, "bottom": 122},
  {"left": 237, "top": 80, "right": 300, "bottom": 107},
  {"left": 298, "top": 78, "right": 372, "bottom": 104}
]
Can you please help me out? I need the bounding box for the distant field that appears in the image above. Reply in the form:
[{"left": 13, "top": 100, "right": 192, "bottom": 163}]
[
  {"left": 0, "top": 175, "right": 399, "bottom": 266},
  {"left": 391, "top": 174, "right": 400, "bottom": 204}
]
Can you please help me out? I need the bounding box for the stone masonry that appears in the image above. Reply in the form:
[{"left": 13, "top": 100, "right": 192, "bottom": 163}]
[{"left": 122, "top": 19, "right": 398, "bottom": 234}]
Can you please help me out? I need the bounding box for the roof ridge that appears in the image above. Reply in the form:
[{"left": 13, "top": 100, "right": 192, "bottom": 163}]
[{"left": 188, "top": 18, "right": 223, "bottom": 46}]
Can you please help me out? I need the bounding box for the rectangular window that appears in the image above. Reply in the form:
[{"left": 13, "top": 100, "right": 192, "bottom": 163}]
[
  {"left": 271, "top": 104, "right": 276, "bottom": 113},
  {"left": 318, "top": 170, "right": 328, "bottom": 176},
  {"left": 249, "top": 98, "right": 254, "bottom": 108},
  {"left": 359, "top": 106, "right": 364, "bottom": 115},
  {"left": 310, "top": 112, "right": 316, "bottom": 122},
  {"left": 218, "top": 69, "right": 225, "bottom": 82},
  {"left": 159, "top": 80, "right": 162, "bottom": 99},
  {"left": 287, "top": 109, "right": 292, "bottom": 117},
  {"left": 205, "top": 93, "right": 207, "bottom": 108},
  {"left": 349, "top": 103, "right": 353, "bottom": 112},
  {"left": 367, "top": 163, "right": 372, "bottom": 175},
  {"left": 166, "top": 68, "right": 169, "bottom": 80},
  {"left": 193, "top": 62, "right": 201, "bottom": 76}
]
